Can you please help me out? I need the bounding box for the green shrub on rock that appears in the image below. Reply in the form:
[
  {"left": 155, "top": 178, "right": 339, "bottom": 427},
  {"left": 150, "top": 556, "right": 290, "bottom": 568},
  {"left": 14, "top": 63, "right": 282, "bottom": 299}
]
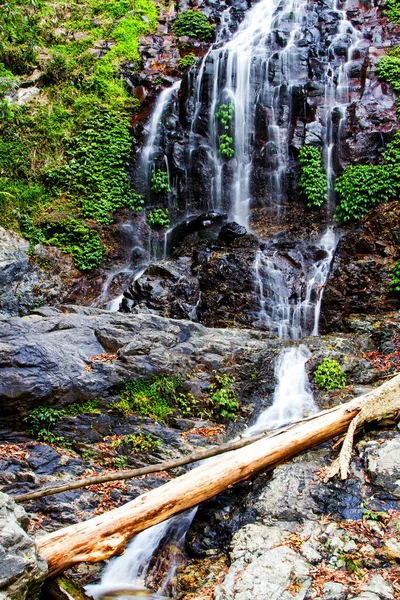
[
  {"left": 172, "top": 10, "right": 215, "bottom": 40},
  {"left": 146, "top": 208, "right": 170, "bottom": 229},
  {"left": 298, "top": 145, "right": 327, "bottom": 208},
  {"left": 334, "top": 164, "right": 396, "bottom": 222},
  {"left": 178, "top": 53, "right": 197, "bottom": 69},
  {"left": 314, "top": 358, "right": 346, "bottom": 391}
]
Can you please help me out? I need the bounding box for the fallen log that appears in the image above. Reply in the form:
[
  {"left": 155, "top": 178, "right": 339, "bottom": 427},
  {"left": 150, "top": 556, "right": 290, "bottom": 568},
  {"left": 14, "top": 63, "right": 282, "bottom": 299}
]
[
  {"left": 37, "top": 373, "right": 400, "bottom": 578},
  {"left": 14, "top": 430, "right": 270, "bottom": 503}
]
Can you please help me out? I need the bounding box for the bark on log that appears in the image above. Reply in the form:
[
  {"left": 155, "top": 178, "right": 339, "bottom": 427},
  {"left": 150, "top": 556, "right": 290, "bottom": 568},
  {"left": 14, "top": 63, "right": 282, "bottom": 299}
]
[{"left": 37, "top": 373, "right": 400, "bottom": 578}]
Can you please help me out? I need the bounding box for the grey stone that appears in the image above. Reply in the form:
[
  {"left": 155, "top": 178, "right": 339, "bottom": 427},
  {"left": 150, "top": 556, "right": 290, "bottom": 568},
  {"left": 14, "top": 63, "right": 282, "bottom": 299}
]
[
  {"left": 363, "top": 437, "right": 400, "bottom": 498},
  {"left": 361, "top": 575, "right": 394, "bottom": 599},
  {"left": 0, "top": 492, "right": 47, "bottom": 599},
  {"left": 322, "top": 581, "right": 347, "bottom": 600}
]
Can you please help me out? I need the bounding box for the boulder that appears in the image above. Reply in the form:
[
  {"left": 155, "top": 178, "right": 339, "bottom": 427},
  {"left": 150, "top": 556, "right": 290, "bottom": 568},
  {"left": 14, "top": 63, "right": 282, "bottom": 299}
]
[{"left": 0, "top": 492, "right": 47, "bottom": 599}]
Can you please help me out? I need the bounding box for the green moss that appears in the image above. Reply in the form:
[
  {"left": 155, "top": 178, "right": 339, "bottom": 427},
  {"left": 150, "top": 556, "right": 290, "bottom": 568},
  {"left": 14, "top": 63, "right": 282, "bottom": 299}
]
[{"left": 178, "top": 52, "right": 196, "bottom": 69}]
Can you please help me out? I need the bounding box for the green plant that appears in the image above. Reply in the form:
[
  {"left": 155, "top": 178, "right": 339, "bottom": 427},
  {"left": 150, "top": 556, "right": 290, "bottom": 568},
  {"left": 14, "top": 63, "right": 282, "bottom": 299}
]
[
  {"left": 147, "top": 207, "right": 170, "bottom": 229},
  {"left": 151, "top": 169, "right": 171, "bottom": 193},
  {"left": 297, "top": 145, "right": 327, "bottom": 208},
  {"left": 113, "top": 432, "right": 162, "bottom": 452},
  {"left": 112, "top": 455, "right": 128, "bottom": 469},
  {"left": 172, "top": 10, "right": 214, "bottom": 40},
  {"left": 178, "top": 52, "right": 196, "bottom": 69},
  {"left": 219, "top": 134, "right": 235, "bottom": 159},
  {"left": 361, "top": 509, "right": 387, "bottom": 521},
  {"left": 314, "top": 358, "right": 346, "bottom": 391},
  {"left": 389, "top": 260, "right": 400, "bottom": 293},
  {"left": 110, "top": 397, "right": 132, "bottom": 418},
  {"left": 119, "top": 375, "right": 182, "bottom": 422},
  {"left": 215, "top": 104, "right": 234, "bottom": 130},
  {"left": 376, "top": 46, "right": 400, "bottom": 92},
  {"left": 25, "top": 406, "right": 66, "bottom": 443},
  {"left": 334, "top": 164, "right": 396, "bottom": 222},
  {"left": 206, "top": 372, "right": 238, "bottom": 420},
  {"left": 20, "top": 217, "right": 103, "bottom": 271},
  {"left": 67, "top": 398, "right": 101, "bottom": 416}
]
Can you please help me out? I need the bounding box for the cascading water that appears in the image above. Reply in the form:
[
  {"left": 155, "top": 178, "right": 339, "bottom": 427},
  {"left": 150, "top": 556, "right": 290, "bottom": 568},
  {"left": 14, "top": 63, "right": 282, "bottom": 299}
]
[
  {"left": 86, "top": 510, "right": 196, "bottom": 600},
  {"left": 246, "top": 346, "right": 316, "bottom": 436},
  {"left": 254, "top": 227, "right": 338, "bottom": 339}
]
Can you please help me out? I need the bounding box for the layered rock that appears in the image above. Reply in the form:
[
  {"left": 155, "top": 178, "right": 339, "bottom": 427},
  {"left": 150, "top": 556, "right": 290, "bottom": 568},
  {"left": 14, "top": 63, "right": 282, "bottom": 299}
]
[{"left": 320, "top": 201, "right": 400, "bottom": 333}]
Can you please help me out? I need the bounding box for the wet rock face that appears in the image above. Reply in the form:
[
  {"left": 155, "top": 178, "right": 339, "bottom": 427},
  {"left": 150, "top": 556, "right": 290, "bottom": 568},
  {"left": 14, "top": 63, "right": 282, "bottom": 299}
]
[
  {"left": 320, "top": 202, "right": 400, "bottom": 333},
  {"left": 0, "top": 492, "right": 47, "bottom": 599}
]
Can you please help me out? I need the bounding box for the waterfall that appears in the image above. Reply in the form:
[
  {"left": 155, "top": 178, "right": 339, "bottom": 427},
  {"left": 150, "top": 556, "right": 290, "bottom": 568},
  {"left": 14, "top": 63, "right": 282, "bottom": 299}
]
[
  {"left": 86, "top": 510, "right": 197, "bottom": 599},
  {"left": 254, "top": 227, "right": 338, "bottom": 339},
  {"left": 245, "top": 346, "right": 316, "bottom": 436}
]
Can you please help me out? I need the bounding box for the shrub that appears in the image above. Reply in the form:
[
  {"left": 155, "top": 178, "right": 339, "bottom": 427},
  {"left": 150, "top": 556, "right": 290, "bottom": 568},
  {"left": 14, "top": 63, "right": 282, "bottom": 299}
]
[
  {"left": 178, "top": 52, "right": 196, "bottom": 69},
  {"left": 335, "top": 164, "right": 396, "bottom": 222},
  {"left": 25, "top": 406, "right": 66, "bottom": 444},
  {"left": 298, "top": 145, "right": 327, "bottom": 208},
  {"left": 376, "top": 46, "right": 400, "bottom": 92},
  {"left": 151, "top": 169, "right": 171, "bottom": 193},
  {"left": 20, "top": 217, "right": 103, "bottom": 271},
  {"left": 67, "top": 398, "right": 101, "bottom": 416},
  {"left": 219, "top": 134, "right": 235, "bottom": 159},
  {"left": 206, "top": 372, "right": 238, "bottom": 419},
  {"left": 216, "top": 103, "right": 234, "bottom": 131},
  {"left": 113, "top": 432, "right": 162, "bottom": 452},
  {"left": 172, "top": 10, "right": 214, "bottom": 40},
  {"left": 147, "top": 208, "right": 170, "bottom": 229},
  {"left": 47, "top": 109, "right": 143, "bottom": 224},
  {"left": 314, "top": 358, "right": 346, "bottom": 391}
]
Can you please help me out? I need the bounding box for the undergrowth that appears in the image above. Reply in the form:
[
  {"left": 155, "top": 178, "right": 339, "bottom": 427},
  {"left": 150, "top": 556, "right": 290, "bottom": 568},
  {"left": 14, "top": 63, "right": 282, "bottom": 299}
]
[{"left": 0, "top": 0, "right": 157, "bottom": 270}]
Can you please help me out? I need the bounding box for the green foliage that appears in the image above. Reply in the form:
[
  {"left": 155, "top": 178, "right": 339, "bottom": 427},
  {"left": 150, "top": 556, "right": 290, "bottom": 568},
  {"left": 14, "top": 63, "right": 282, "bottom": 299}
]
[
  {"left": 67, "top": 398, "right": 101, "bottom": 416},
  {"left": 112, "top": 432, "right": 162, "bottom": 452},
  {"left": 376, "top": 46, "right": 400, "bottom": 92},
  {"left": 146, "top": 207, "right": 170, "bottom": 229},
  {"left": 389, "top": 260, "right": 400, "bottom": 293},
  {"left": 112, "top": 455, "right": 128, "bottom": 468},
  {"left": 206, "top": 372, "right": 237, "bottom": 420},
  {"left": 383, "top": 0, "right": 400, "bottom": 26},
  {"left": 0, "top": 0, "right": 157, "bottom": 253},
  {"left": 215, "top": 103, "right": 234, "bottom": 131},
  {"left": 215, "top": 104, "right": 235, "bottom": 159},
  {"left": 219, "top": 134, "right": 235, "bottom": 159},
  {"left": 361, "top": 509, "right": 387, "bottom": 521},
  {"left": 25, "top": 406, "right": 66, "bottom": 444},
  {"left": 297, "top": 145, "right": 327, "bottom": 208},
  {"left": 20, "top": 216, "right": 103, "bottom": 271},
  {"left": 334, "top": 164, "right": 396, "bottom": 222},
  {"left": 0, "top": 0, "right": 43, "bottom": 73},
  {"left": 178, "top": 52, "right": 196, "bottom": 69},
  {"left": 151, "top": 169, "right": 171, "bottom": 194},
  {"left": 117, "top": 375, "right": 183, "bottom": 422},
  {"left": 314, "top": 358, "right": 346, "bottom": 391},
  {"left": 172, "top": 10, "right": 214, "bottom": 40},
  {"left": 47, "top": 109, "right": 143, "bottom": 224}
]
